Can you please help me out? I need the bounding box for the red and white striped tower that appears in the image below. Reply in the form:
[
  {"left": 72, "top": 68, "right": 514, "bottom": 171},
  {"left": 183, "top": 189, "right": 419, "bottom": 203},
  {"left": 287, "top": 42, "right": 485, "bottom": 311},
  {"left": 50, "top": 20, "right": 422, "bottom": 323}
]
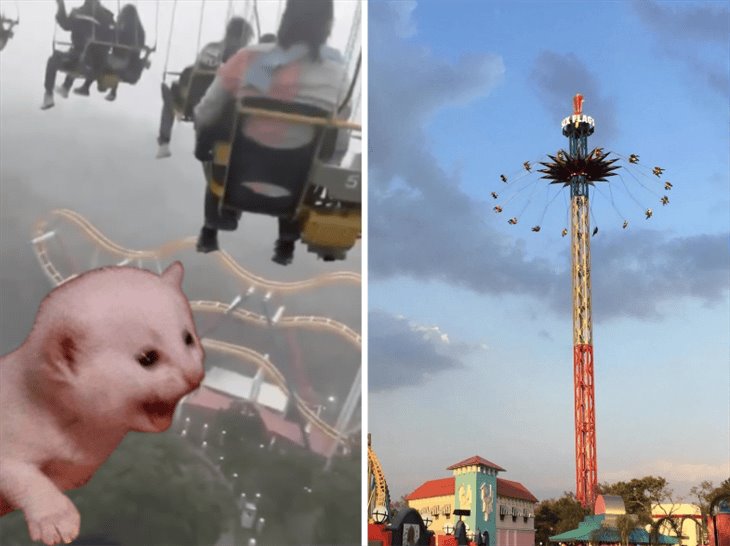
[{"left": 562, "top": 93, "right": 598, "bottom": 508}]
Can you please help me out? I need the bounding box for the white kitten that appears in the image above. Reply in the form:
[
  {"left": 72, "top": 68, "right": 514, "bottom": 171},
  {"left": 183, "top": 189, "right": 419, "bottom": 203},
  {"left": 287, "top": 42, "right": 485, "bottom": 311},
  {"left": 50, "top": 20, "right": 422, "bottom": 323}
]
[{"left": 0, "top": 262, "right": 205, "bottom": 545}]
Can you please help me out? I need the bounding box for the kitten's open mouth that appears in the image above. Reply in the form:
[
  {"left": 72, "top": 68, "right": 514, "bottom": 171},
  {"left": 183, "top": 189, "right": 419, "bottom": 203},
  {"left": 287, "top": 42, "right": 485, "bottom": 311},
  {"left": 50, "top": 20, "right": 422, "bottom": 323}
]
[{"left": 142, "top": 399, "right": 178, "bottom": 430}]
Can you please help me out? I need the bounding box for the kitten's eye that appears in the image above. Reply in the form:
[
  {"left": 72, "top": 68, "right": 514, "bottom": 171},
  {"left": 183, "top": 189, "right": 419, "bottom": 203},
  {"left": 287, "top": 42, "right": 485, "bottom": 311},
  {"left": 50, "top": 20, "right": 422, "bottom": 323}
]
[
  {"left": 137, "top": 350, "right": 159, "bottom": 367},
  {"left": 184, "top": 331, "right": 195, "bottom": 346}
]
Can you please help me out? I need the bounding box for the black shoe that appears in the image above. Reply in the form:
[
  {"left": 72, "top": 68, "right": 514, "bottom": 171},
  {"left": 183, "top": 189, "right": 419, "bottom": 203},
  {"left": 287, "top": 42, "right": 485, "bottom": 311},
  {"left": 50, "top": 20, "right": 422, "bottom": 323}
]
[
  {"left": 272, "top": 240, "right": 295, "bottom": 266},
  {"left": 196, "top": 227, "right": 219, "bottom": 253},
  {"left": 73, "top": 85, "right": 90, "bottom": 96}
]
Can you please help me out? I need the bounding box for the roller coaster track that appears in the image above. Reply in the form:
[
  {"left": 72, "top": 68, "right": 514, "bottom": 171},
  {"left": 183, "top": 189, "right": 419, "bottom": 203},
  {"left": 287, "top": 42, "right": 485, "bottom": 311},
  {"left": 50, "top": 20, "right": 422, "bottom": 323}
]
[
  {"left": 368, "top": 436, "right": 391, "bottom": 523},
  {"left": 191, "top": 300, "right": 361, "bottom": 349},
  {"left": 202, "top": 338, "right": 344, "bottom": 441},
  {"left": 32, "top": 209, "right": 362, "bottom": 292}
]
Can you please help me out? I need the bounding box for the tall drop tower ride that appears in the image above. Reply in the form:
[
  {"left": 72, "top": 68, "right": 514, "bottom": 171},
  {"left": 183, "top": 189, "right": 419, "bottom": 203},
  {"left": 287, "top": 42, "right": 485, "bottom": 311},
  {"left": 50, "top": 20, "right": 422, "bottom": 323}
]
[{"left": 539, "top": 94, "right": 620, "bottom": 508}]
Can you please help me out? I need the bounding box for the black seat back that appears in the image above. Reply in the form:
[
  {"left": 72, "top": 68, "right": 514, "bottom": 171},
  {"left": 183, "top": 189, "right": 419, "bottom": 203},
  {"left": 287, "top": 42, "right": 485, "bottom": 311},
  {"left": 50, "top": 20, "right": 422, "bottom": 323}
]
[{"left": 219, "top": 97, "right": 334, "bottom": 217}]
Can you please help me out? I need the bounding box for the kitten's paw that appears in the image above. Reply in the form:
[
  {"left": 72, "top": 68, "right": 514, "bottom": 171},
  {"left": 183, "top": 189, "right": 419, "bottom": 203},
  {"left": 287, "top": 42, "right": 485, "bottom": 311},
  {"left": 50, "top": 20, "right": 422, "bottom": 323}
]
[{"left": 25, "top": 495, "right": 80, "bottom": 545}]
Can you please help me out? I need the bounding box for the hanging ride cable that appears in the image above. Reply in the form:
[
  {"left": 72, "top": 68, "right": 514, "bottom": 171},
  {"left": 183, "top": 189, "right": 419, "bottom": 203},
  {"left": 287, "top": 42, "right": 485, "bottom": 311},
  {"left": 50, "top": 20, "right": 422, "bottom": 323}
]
[
  {"left": 161, "top": 0, "right": 178, "bottom": 84},
  {"left": 251, "top": 0, "right": 261, "bottom": 41}
]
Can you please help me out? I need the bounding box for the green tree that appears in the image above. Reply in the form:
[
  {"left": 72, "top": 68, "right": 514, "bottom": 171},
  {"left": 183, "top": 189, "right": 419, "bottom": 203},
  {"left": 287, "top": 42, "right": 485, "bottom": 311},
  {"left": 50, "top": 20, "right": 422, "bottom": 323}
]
[
  {"left": 690, "top": 481, "right": 716, "bottom": 517},
  {"left": 688, "top": 478, "right": 730, "bottom": 545},
  {"left": 310, "top": 455, "right": 361, "bottom": 546},
  {"left": 534, "top": 492, "right": 590, "bottom": 545},
  {"left": 598, "top": 476, "right": 672, "bottom": 525},
  {"left": 0, "top": 432, "right": 237, "bottom": 546},
  {"left": 616, "top": 514, "right": 639, "bottom": 546},
  {"left": 390, "top": 494, "right": 410, "bottom": 518}
]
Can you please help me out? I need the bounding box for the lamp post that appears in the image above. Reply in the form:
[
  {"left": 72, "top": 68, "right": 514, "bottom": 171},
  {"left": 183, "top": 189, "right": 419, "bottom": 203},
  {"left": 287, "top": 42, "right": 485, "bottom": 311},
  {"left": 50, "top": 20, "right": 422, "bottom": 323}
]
[{"left": 372, "top": 505, "right": 389, "bottom": 525}]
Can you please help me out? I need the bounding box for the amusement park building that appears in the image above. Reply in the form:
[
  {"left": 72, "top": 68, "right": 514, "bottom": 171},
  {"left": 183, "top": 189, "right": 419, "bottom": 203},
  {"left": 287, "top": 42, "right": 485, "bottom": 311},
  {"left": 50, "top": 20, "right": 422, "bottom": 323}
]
[
  {"left": 651, "top": 504, "right": 703, "bottom": 546},
  {"left": 405, "top": 456, "right": 537, "bottom": 546}
]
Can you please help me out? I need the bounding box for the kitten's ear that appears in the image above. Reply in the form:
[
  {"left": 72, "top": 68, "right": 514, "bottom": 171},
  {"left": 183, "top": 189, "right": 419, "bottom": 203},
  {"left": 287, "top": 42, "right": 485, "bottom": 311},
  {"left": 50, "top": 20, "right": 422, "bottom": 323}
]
[
  {"left": 161, "top": 261, "right": 184, "bottom": 288},
  {"left": 42, "top": 324, "right": 84, "bottom": 379}
]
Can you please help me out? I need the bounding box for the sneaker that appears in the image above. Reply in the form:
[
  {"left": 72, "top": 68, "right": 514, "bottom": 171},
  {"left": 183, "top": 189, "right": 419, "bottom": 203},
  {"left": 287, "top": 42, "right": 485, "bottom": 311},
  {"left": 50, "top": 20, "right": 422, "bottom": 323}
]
[
  {"left": 196, "top": 227, "right": 219, "bottom": 253},
  {"left": 105, "top": 90, "right": 117, "bottom": 102},
  {"left": 73, "top": 85, "right": 90, "bottom": 96},
  {"left": 156, "top": 143, "right": 172, "bottom": 159},
  {"left": 55, "top": 85, "right": 70, "bottom": 98},
  {"left": 272, "top": 240, "right": 295, "bottom": 266},
  {"left": 41, "top": 92, "right": 54, "bottom": 110}
]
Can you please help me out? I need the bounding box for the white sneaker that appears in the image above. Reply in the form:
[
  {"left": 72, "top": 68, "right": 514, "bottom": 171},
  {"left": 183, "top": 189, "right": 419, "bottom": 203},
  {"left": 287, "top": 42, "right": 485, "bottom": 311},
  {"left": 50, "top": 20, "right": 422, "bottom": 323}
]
[
  {"left": 156, "top": 143, "right": 172, "bottom": 159},
  {"left": 55, "top": 85, "right": 70, "bottom": 98},
  {"left": 41, "top": 92, "right": 54, "bottom": 110}
]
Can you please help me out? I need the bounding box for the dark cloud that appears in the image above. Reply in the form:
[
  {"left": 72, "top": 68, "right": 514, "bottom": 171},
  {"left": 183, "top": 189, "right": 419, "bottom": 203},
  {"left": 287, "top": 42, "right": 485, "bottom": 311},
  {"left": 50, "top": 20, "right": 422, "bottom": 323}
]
[
  {"left": 631, "top": 0, "right": 729, "bottom": 45},
  {"left": 631, "top": 0, "right": 729, "bottom": 98},
  {"left": 369, "top": 310, "right": 472, "bottom": 392},
  {"left": 589, "top": 230, "right": 730, "bottom": 320},
  {"left": 530, "top": 51, "right": 618, "bottom": 141},
  {"left": 369, "top": 2, "right": 561, "bottom": 302},
  {"left": 368, "top": 2, "right": 729, "bottom": 323}
]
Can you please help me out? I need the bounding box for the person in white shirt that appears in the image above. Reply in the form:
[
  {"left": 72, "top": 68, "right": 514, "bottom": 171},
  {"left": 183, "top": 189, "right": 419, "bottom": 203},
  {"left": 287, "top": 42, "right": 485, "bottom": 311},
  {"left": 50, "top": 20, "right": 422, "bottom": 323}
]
[{"left": 193, "top": 0, "right": 348, "bottom": 264}]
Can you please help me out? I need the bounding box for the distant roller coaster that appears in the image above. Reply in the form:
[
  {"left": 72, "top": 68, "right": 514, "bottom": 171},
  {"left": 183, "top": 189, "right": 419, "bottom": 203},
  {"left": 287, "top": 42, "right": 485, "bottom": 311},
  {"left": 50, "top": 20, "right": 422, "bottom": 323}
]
[{"left": 33, "top": 209, "right": 362, "bottom": 291}]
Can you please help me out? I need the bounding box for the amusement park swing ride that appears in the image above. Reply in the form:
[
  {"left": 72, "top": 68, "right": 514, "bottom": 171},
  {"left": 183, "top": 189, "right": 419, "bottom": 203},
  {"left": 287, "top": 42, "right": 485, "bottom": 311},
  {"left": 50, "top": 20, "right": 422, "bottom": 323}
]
[
  {"left": 159, "top": 0, "right": 363, "bottom": 264},
  {"left": 367, "top": 95, "right": 676, "bottom": 540},
  {"left": 493, "top": 93, "right": 672, "bottom": 508}
]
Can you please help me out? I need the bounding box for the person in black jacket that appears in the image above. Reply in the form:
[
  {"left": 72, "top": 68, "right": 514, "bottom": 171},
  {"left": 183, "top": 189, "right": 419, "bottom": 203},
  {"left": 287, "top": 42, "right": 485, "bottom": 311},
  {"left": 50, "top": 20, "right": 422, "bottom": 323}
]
[
  {"left": 74, "top": 3, "right": 146, "bottom": 100},
  {"left": 41, "top": 0, "right": 114, "bottom": 110},
  {"left": 156, "top": 16, "right": 253, "bottom": 159}
]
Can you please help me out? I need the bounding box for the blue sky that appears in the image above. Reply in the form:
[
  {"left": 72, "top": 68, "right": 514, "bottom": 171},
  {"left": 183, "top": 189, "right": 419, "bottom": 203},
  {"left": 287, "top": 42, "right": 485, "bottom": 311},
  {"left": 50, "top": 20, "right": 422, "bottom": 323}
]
[{"left": 368, "top": 0, "right": 729, "bottom": 503}]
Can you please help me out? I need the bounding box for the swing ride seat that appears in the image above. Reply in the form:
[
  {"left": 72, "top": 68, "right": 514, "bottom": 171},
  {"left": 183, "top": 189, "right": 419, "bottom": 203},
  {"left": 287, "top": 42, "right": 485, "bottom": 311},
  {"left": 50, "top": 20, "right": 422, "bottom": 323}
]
[
  {"left": 92, "top": 43, "right": 153, "bottom": 90},
  {"left": 298, "top": 155, "right": 362, "bottom": 261},
  {"left": 202, "top": 96, "right": 362, "bottom": 261},
  {"left": 207, "top": 97, "right": 336, "bottom": 219},
  {"left": 54, "top": 38, "right": 113, "bottom": 82}
]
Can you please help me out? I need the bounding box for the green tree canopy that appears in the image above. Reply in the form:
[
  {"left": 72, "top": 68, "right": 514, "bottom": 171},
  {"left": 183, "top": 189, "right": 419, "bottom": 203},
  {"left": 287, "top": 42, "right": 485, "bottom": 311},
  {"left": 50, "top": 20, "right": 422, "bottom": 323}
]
[
  {"left": 534, "top": 492, "right": 590, "bottom": 545},
  {"left": 0, "top": 432, "right": 237, "bottom": 546},
  {"left": 598, "top": 476, "right": 672, "bottom": 525}
]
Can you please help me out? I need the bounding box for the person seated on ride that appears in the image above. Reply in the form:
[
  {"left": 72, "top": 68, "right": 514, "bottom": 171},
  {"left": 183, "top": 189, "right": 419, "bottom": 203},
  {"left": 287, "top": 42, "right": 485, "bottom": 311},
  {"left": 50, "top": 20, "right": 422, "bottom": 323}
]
[
  {"left": 156, "top": 16, "right": 253, "bottom": 159},
  {"left": 0, "top": 16, "right": 16, "bottom": 52},
  {"left": 74, "top": 3, "right": 145, "bottom": 100},
  {"left": 42, "top": 0, "right": 114, "bottom": 110},
  {"left": 193, "top": 0, "right": 349, "bottom": 265}
]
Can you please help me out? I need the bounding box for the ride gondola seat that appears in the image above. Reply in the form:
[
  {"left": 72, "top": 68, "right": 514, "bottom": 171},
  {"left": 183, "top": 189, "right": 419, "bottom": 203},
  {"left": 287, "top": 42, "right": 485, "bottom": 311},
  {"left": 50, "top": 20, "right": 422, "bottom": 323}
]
[
  {"left": 210, "top": 98, "right": 332, "bottom": 218},
  {"left": 202, "top": 97, "right": 361, "bottom": 260}
]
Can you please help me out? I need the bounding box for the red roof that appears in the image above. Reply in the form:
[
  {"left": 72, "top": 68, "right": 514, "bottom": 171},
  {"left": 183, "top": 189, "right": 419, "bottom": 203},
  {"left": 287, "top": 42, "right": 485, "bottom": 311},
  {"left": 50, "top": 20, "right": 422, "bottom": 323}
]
[
  {"left": 406, "top": 477, "right": 455, "bottom": 501},
  {"left": 447, "top": 455, "right": 505, "bottom": 472},
  {"left": 184, "top": 386, "right": 234, "bottom": 411},
  {"left": 404, "top": 476, "right": 538, "bottom": 503},
  {"left": 496, "top": 478, "right": 538, "bottom": 503},
  {"left": 256, "top": 406, "right": 336, "bottom": 458}
]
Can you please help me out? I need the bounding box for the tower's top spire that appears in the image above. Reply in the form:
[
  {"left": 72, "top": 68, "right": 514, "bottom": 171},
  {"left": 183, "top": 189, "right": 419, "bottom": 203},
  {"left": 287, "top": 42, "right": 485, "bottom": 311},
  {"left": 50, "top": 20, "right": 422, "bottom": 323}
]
[{"left": 573, "top": 93, "right": 584, "bottom": 115}]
